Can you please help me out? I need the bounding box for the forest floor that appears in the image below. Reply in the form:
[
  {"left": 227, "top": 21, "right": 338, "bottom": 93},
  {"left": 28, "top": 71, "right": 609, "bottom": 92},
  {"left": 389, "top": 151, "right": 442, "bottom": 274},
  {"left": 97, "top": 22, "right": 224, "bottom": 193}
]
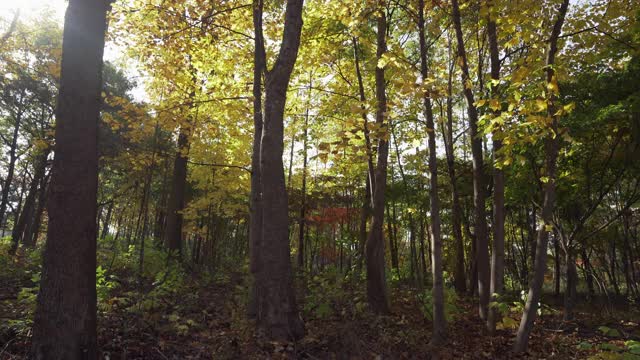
[{"left": 1, "top": 254, "right": 639, "bottom": 359}]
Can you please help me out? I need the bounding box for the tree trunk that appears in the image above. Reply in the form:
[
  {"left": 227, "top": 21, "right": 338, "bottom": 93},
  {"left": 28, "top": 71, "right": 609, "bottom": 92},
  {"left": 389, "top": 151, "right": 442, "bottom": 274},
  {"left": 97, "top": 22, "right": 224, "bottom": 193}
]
[
  {"left": 0, "top": 110, "right": 22, "bottom": 229},
  {"left": 24, "top": 172, "right": 49, "bottom": 248},
  {"left": 452, "top": 0, "right": 490, "bottom": 320},
  {"left": 164, "top": 125, "right": 190, "bottom": 255},
  {"left": 418, "top": 0, "right": 446, "bottom": 343},
  {"left": 255, "top": 0, "right": 305, "bottom": 341},
  {"left": 366, "top": 6, "right": 391, "bottom": 314},
  {"left": 298, "top": 75, "right": 311, "bottom": 270},
  {"left": 441, "top": 48, "right": 466, "bottom": 293},
  {"left": 513, "top": 0, "right": 569, "bottom": 352},
  {"left": 248, "top": 0, "right": 266, "bottom": 319},
  {"left": 31, "top": 0, "right": 109, "bottom": 357},
  {"left": 10, "top": 152, "right": 47, "bottom": 253},
  {"left": 554, "top": 232, "right": 561, "bottom": 296},
  {"left": 100, "top": 202, "right": 113, "bottom": 240},
  {"left": 563, "top": 248, "right": 577, "bottom": 321},
  {"left": 487, "top": 7, "right": 505, "bottom": 334}
]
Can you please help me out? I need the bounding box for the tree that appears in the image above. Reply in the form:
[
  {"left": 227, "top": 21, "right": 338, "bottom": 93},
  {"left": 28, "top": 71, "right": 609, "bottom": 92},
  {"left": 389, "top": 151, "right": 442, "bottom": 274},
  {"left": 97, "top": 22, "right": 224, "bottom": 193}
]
[
  {"left": 254, "top": 0, "right": 306, "bottom": 340},
  {"left": 418, "top": 0, "right": 446, "bottom": 344},
  {"left": 366, "top": 1, "right": 391, "bottom": 315},
  {"left": 30, "top": 0, "right": 110, "bottom": 358},
  {"left": 487, "top": 1, "right": 505, "bottom": 334},
  {"left": 451, "top": 0, "right": 490, "bottom": 321},
  {"left": 513, "top": 0, "right": 570, "bottom": 352}
]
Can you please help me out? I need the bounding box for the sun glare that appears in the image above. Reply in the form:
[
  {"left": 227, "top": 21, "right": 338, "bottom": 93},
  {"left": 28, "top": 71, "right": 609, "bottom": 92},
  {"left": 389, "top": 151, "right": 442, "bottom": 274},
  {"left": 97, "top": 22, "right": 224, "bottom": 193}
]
[{"left": 0, "top": 0, "right": 67, "bottom": 23}]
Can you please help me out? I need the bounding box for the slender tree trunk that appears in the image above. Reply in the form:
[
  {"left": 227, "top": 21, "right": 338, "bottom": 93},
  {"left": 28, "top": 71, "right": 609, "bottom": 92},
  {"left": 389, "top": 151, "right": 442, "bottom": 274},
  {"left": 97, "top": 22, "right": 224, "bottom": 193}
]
[
  {"left": 298, "top": 75, "right": 311, "bottom": 270},
  {"left": 366, "top": 5, "right": 391, "bottom": 314},
  {"left": 452, "top": 0, "right": 490, "bottom": 319},
  {"left": 248, "top": 0, "right": 266, "bottom": 319},
  {"left": 353, "top": 37, "right": 376, "bottom": 272},
  {"left": 487, "top": 7, "right": 505, "bottom": 334},
  {"left": 418, "top": 0, "right": 446, "bottom": 342},
  {"left": 100, "top": 202, "right": 113, "bottom": 240},
  {"left": 441, "top": 47, "right": 466, "bottom": 293},
  {"left": 31, "top": 0, "right": 109, "bottom": 357},
  {"left": 10, "top": 153, "right": 47, "bottom": 253},
  {"left": 513, "top": 0, "right": 569, "bottom": 352},
  {"left": 0, "top": 111, "right": 22, "bottom": 229},
  {"left": 581, "top": 246, "right": 595, "bottom": 296},
  {"left": 554, "top": 232, "right": 561, "bottom": 296},
  {"left": 563, "top": 246, "right": 577, "bottom": 321},
  {"left": 255, "top": 0, "right": 305, "bottom": 340},
  {"left": 24, "top": 172, "right": 49, "bottom": 248}
]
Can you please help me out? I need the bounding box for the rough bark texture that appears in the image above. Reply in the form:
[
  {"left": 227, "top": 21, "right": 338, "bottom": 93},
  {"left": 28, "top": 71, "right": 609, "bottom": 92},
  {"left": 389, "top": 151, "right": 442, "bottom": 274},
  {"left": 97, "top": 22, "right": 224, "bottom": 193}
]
[
  {"left": 247, "top": 0, "right": 265, "bottom": 319},
  {"left": 418, "top": 0, "right": 446, "bottom": 343},
  {"left": 164, "top": 125, "right": 190, "bottom": 255},
  {"left": 255, "top": 0, "right": 305, "bottom": 340},
  {"left": 452, "top": 0, "right": 490, "bottom": 320},
  {"left": 513, "top": 0, "right": 569, "bottom": 352},
  {"left": 487, "top": 10, "right": 505, "bottom": 334},
  {"left": 366, "top": 7, "right": 391, "bottom": 315},
  {"left": 30, "top": 0, "right": 109, "bottom": 358}
]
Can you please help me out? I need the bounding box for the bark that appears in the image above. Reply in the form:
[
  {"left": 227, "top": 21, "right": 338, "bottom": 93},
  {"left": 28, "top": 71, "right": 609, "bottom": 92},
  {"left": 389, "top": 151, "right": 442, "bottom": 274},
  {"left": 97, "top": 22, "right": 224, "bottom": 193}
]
[
  {"left": 366, "top": 6, "right": 391, "bottom": 314},
  {"left": 255, "top": 0, "right": 305, "bottom": 340},
  {"left": 353, "top": 37, "right": 375, "bottom": 272},
  {"left": 441, "top": 39, "right": 466, "bottom": 293},
  {"left": 451, "top": 0, "right": 490, "bottom": 319},
  {"left": 10, "top": 152, "right": 47, "bottom": 253},
  {"left": 487, "top": 7, "right": 505, "bottom": 334},
  {"left": 513, "top": 0, "right": 569, "bottom": 352},
  {"left": 24, "top": 172, "right": 49, "bottom": 248},
  {"left": 100, "top": 202, "right": 113, "bottom": 240},
  {"left": 298, "top": 75, "right": 311, "bottom": 270},
  {"left": 358, "top": 175, "right": 372, "bottom": 271},
  {"left": 0, "top": 109, "right": 22, "bottom": 229},
  {"left": 248, "top": 0, "right": 266, "bottom": 319},
  {"left": 554, "top": 233, "right": 561, "bottom": 296},
  {"left": 31, "top": 0, "right": 109, "bottom": 357},
  {"left": 418, "top": 0, "right": 446, "bottom": 343},
  {"left": 164, "top": 124, "right": 190, "bottom": 255}
]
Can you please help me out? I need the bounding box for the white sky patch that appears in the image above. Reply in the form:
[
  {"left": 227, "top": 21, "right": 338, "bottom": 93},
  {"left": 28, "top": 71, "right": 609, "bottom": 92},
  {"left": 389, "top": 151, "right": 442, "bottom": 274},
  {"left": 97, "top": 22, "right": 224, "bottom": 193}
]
[
  {"left": 0, "top": 0, "right": 66, "bottom": 22},
  {"left": 1, "top": 0, "right": 148, "bottom": 102}
]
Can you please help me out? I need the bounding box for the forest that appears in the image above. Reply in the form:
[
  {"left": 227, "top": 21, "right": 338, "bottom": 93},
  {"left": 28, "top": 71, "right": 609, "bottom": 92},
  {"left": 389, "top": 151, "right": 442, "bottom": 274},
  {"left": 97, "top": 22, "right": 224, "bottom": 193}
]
[{"left": 0, "top": 0, "right": 639, "bottom": 358}]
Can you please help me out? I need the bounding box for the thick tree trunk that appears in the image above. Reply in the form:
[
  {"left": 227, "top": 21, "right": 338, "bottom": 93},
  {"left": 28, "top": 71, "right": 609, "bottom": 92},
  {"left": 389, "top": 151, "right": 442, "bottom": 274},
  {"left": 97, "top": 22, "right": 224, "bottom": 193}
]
[
  {"left": 451, "top": 0, "right": 490, "bottom": 319},
  {"left": 418, "top": 0, "right": 446, "bottom": 343},
  {"left": 366, "top": 6, "right": 391, "bottom": 314},
  {"left": 255, "top": 0, "right": 305, "bottom": 340},
  {"left": 487, "top": 9, "right": 505, "bottom": 334},
  {"left": 164, "top": 125, "right": 190, "bottom": 255},
  {"left": 513, "top": 0, "right": 569, "bottom": 352},
  {"left": 31, "top": 0, "right": 109, "bottom": 357}
]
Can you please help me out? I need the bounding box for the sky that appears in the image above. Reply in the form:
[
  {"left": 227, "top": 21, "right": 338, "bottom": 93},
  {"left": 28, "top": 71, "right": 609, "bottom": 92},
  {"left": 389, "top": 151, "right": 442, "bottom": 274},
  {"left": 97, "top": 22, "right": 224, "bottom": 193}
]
[{"left": 0, "top": 0, "right": 148, "bottom": 101}]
